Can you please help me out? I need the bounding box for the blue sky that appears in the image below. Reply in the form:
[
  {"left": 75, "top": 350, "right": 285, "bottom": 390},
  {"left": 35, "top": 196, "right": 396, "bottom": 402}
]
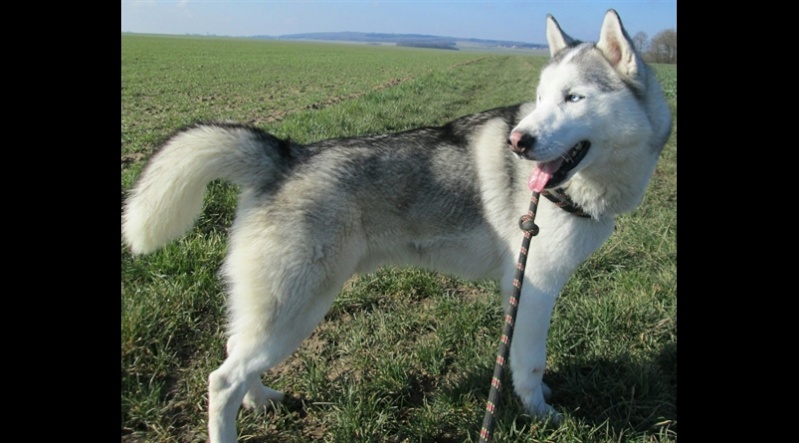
[{"left": 121, "top": 1, "right": 676, "bottom": 45}]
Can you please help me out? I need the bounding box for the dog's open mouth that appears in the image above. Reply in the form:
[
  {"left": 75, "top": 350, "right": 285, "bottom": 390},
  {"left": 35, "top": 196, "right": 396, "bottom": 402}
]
[{"left": 528, "top": 141, "right": 590, "bottom": 191}]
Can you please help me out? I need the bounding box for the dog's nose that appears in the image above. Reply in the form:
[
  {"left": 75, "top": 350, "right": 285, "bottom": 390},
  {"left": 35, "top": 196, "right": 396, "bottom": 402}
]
[{"left": 508, "top": 131, "right": 535, "bottom": 154}]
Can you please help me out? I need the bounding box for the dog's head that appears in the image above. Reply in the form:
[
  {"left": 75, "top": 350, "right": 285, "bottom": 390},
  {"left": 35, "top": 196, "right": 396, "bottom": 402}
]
[{"left": 508, "top": 10, "right": 672, "bottom": 216}]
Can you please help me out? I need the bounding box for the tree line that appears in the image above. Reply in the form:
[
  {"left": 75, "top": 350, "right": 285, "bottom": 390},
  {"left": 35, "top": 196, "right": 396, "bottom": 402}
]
[
  {"left": 397, "top": 40, "right": 459, "bottom": 50},
  {"left": 633, "top": 29, "right": 676, "bottom": 64}
]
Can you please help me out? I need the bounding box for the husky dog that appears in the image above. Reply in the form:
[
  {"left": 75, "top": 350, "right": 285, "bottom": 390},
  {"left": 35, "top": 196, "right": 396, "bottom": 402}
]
[{"left": 123, "top": 10, "right": 671, "bottom": 442}]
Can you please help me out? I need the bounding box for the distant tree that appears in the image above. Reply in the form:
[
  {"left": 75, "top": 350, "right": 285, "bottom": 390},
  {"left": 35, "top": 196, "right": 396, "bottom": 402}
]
[
  {"left": 647, "top": 29, "right": 677, "bottom": 64},
  {"left": 632, "top": 31, "right": 648, "bottom": 55}
]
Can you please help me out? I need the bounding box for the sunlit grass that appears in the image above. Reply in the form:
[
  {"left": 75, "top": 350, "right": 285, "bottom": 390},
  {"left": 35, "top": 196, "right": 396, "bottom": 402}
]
[{"left": 121, "top": 35, "right": 676, "bottom": 442}]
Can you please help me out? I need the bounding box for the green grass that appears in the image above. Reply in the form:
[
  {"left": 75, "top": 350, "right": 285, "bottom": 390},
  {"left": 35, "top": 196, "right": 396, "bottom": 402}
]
[{"left": 121, "top": 35, "right": 676, "bottom": 442}]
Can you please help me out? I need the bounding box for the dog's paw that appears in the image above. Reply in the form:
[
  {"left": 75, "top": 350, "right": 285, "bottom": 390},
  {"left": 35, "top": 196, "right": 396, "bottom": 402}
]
[
  {"left": 242, "top": 386, "right": 284, "bottom": 410},
  {"left": 520, "top": 389, "right": 562, "bottom": 425},
  {"left": 527, "top": 400, "right": 562, "bottom": 425}
]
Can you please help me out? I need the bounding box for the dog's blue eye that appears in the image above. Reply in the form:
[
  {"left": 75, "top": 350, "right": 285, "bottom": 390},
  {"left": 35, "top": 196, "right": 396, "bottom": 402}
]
[{"left": 566, "top": 94, "right": 584, "bottom": 103}]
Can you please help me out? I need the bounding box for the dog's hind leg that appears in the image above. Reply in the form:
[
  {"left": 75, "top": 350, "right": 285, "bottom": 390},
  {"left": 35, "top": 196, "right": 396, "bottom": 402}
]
[
  {"left": 207, "top": 280, "right": 345, "bottom": 443},
  {"left": 207, "top": 213, "right": 363, "bottom": 443},
  {"left": 222, "top": 335, "right": 285, "bottom": 410},
  {"left": 242, "top": 374, "right": 284, "bottom": 410},
  {"left": 207, "top": 349, "right": 260, "bottom": 443}
]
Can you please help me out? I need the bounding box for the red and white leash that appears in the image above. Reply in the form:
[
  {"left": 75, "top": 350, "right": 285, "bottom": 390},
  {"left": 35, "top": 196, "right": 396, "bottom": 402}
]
[{"left": 478, "top": 190, "right": 542, "bottom": 443}]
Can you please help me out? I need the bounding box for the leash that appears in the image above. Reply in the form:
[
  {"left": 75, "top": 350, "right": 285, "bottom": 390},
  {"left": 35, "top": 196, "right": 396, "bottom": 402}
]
[
  {"left": 477, "top": 188, "right": 589, "bottom": 442},
  {"left": 478, "top": 190, "right": 542, "bottom": 443}
]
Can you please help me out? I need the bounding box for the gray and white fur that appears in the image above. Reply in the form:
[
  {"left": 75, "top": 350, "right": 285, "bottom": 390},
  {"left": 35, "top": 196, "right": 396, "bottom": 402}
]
[{"left": 123, "top": 10, "right": 672, "bottom": 442}]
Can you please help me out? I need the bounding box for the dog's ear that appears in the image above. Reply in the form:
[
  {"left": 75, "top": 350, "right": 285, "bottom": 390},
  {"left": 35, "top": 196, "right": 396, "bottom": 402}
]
[
  {"left": 546, "top": 14, "right": 577, "bottom": 57},
  {"left": 596, "top": 9, "right": 640, "bottom": 78}
]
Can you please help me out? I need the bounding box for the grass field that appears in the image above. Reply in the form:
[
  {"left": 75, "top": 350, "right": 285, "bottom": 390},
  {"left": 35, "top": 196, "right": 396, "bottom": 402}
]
[{"left": 121, "top": 35, "right": 677, "bottom": 442}]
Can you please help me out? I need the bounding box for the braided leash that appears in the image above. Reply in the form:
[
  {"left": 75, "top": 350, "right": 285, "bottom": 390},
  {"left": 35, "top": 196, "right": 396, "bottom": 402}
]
[
  {"left": 478, "top": 190, "right": 542, "bottom": 443},
  {"left": 477, "top": 188, "right": 590, "bottom": 442}
]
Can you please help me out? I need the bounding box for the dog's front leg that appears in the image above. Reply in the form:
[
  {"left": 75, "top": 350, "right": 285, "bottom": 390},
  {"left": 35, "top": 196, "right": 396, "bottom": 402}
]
[{"left": 508, "top": 282, "right": 562, "bottom": 422}]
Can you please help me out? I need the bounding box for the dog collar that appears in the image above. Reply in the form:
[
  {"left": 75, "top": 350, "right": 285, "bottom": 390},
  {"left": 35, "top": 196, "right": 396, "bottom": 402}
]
[{"left": 541, "top": 188, "right": 592, "bottom": 219}]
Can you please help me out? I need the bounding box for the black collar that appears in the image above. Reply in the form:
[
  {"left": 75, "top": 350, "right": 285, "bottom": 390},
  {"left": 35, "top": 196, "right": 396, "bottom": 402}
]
[{"left": 541, "top": 188, "right": 592, "bottom": 219}]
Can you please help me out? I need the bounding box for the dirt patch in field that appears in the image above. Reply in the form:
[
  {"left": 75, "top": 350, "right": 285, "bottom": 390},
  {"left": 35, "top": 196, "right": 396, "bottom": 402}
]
[{"left": 121, "top": 152, "right": 147, "bottom": 169}]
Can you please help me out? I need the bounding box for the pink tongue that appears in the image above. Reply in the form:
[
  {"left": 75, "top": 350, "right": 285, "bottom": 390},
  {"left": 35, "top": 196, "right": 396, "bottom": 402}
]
[{"left": 528, "top": 158, "right": 563, "bottom": 192}]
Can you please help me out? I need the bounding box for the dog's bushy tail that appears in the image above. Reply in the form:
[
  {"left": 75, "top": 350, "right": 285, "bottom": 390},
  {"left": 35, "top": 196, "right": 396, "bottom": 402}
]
[{"left": 123, "top": 123, "right": 298, "bottom": 255}]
